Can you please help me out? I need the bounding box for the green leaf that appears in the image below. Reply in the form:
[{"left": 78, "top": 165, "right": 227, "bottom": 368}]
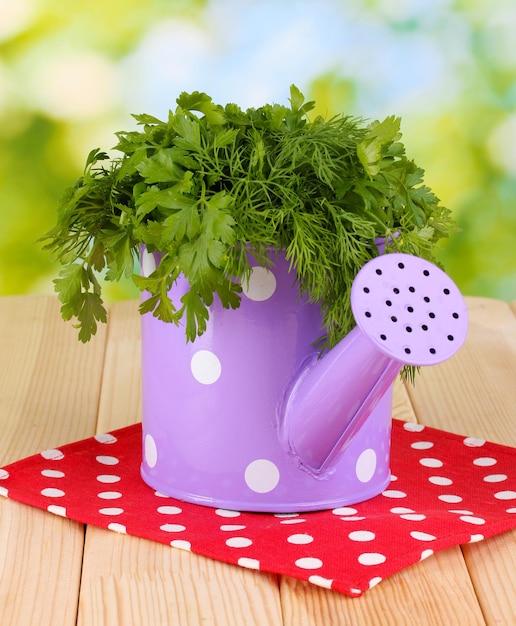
[
  {"left": 202, "top": 192, "right": 236, "bottom": 243},
  {"left": 213, "top": 128, "right": 239, "bottom": 148},
  {"left": 76, "top": 292, "right": 107, "bottom": 342},
  {"left": 136, "top": 150, "right": 185, "bottom": 184},
  {"left": 162, "top": 197, "right": 201, "bottom": 241},
  {"left": 357, "top": 116, "right": 401, "bottom": 177},
  {"left": 136, "top": 183, "right": 195, "bottom": 220},
  {"left": 176, "top": 91, "right": 226, "bottom": 127},
  {"left": 178, "top": 237, "right": 210, "bottom": 282},
  {"left": 172, "top": 115, "right": 202, "bottom": 147},
  {"left": 85, "top": 148, "right": 109, "bottom": 170},
  {"left": 132, "top": 112, "right": 164, "bottom": 126},
  {"left": 214, "top": 278, "right": 242, "bottom": 310},
  {"left": 53, "top": 263, "right": 83, "bottom": 306},
  {"left": 289, "top": 84, "right": 305, "bottom": 112},
  {"left": 180, "top": 289, "right": 210, "bottom": 340}
]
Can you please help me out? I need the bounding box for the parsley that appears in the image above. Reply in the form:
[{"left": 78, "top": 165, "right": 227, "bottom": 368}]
[{"left": 42, "top": 85, "right": 455, "bottom": 364}]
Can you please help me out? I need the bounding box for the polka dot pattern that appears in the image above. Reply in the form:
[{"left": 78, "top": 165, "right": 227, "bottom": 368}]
[
  {"left": 241, "top": 266, "right": 277, "bottom": 301},
  {"left": 0, "top": 420, "right": 515, "bottom": 599}
]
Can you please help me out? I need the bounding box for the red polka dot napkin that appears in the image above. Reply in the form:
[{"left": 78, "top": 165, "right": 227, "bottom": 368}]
[{"left": 1, "top": 420, "right": 515, "bottom": 597}]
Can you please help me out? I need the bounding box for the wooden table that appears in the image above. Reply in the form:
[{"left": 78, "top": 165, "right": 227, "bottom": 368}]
[{"left": 0, "top": 294, "right": 515, "bottom": 625}]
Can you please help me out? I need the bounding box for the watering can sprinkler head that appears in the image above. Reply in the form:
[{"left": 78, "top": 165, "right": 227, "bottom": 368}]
[
  {"left": 350, "top": 253, "right": 468, "bottom": 367},
  {"left": 283, "top": 253, "right": 468, "bottom": 475}
]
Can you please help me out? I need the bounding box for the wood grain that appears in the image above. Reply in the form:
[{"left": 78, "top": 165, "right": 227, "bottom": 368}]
[
  {"left": 278, "top": 362, "right": 487, "bottom": 626},
  {"left": 0, "top": 295, "right": 106, "bottom": 626},
  {"left": 280, "top": 547, "right": 485, "bottom": 626},
  {"left": 1, "top": 295, "right": 515, "bottom": 625},
  {"left": 77, "top": 299, "right": 284, "bottom": 626},
  {"left": 405, "top": 296, "right": 516, "bottom": 625}
]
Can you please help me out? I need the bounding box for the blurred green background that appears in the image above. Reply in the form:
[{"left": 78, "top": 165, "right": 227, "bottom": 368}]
[{"left": 1, "top": 0, "right": 515, "bottom": 303}]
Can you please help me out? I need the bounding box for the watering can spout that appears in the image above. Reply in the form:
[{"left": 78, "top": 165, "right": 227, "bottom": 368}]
[{"left": 281, "top": 253, "right": 468, "bottom": 475}]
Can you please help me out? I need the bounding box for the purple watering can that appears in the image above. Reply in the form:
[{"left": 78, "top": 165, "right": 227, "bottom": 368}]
[{"left": 140, "top": 249, "right": 467, "bottom": 512}]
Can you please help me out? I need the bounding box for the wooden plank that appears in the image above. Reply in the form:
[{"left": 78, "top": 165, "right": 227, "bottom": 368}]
[
  {"left": 280, "top": 371, "right": 486, "bottom": 626},
  {"left": 405, "top": 296, "right": 516, "bottom": 625},
  {"left": 78, "top": 301, "right": 284, "bottom": 626},
  {"left": 0, "top": 295, "right": 107, "bottom": 626},
  {"left": 0, "top": 296, "right": 107, "bottom": 461},
  {"left": 280, "top": 546, "right": 485, "bottom": 626},
  {"left": 406, "top": 297, "right": 516, "bottom": 446}
]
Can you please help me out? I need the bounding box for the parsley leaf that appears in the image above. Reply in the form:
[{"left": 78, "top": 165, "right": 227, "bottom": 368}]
[{"left": 42, "top": 84, "right": 455, "bottom": 357}]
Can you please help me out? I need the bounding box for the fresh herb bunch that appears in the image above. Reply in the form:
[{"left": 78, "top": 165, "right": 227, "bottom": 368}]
[{"left": 43, "top": 85, "right": 454, "bottom": 352}]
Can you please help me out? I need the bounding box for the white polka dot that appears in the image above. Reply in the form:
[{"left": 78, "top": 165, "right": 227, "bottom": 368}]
[
  {"left": 449, "top": 509, "right": 474, "bottom": 515},
  {"left": 339, "top": 516, "right": 367, "bottom": 522},
  {"left": 96, "top": 475, "right": 121, "bottom": 484},
  {"left": 369, "top": 577, "right": 383, "bottom": 589},
  {"left": 41, "top": 469, "right": 65, "bottom": 478},
  {"left": 483, "top": 474, "right": 507, "bottom": 483},
  {"left": 382, "top": 490, "right": 407, "bottom": 499},
  {"left": 41, "top": 488, "right": 65, "bottom": 498},
  {"left": 226, "top": 537, "right": 253, "bottom": 548},
  {"left": 403, "top": 422, "right": 425, "bottom": 432},
  {"left": 400, "top": 514, "right": 427, "bottom": 522},
  {"left": 390, "top": 507, "right": 414, "bottom": 514},
  {"left": 332, "top": 507, "right": 358, "bottom": 516},
  {"left": 469, "top": 534, "right": 484, "bottom": 543},
  {"left": 411, "top": 531, "right": 436, "bottom": 542},
  {"left": 275, "top": 513, "right": 299, "bottom": 518},
  {"left": 411, "top": 441, "right": 434, "bottom": 450},
  {"left": 108, "top": 523, "right": 127, "bottom": 533},
  {"left": 160, "top": 524, "right": 186, "bottom": 532},
  {"left": 242, "top": 266, "right": 277, "bottom": 301},
  {"left": 349, "top": 530, "right": 376, "bottom": 542},
  {"left": 99, "top": 507, "right": 124, "bottom": 516},
  {"left": 355, "top": 448, "right": 377, "bottom": 483},
  {"left": 309, "top": 575, "right": 333, "bottom": 589},
  {"left": 358, "top": 553, "right": 386, "bottom": 566},
  {"left": 191, "top": 350, "right": 222, "bottom": 384},
  {"left": 141, "top": 248, "right": 157, "bottom": 276},
  {"left": 244, "top": 459, "right": 280, "bottom": 493},
  {"left": 144, "top": 434, "right": 158, "bottom": 468},
  {"left": 464, "top": 437, "right": 485, "bottom": 447},
  {"left": 390, "top": 474, "right": 398, "bottom": 481},
  {"left": 41, "top": 449, "right": 64, "bottom": 460},
  {"left": 157, "top": 506, "right": 182, "bottom": 514},
  {"left": 403, "top": 422, "right": 425, "bottom": 433},
  {"left": 171, "top": 540, "right": 191, "bottom": 551},
  {"left": 96, "top": 455, "right": 119, "bottom": 466},
  {"left": 220, "top": 525, "right": 247, "bottom": 531},
  {"left": 215, "top": 509, "right": 241, "bottom": 518},
  {"left": 460, "top": 515, "right": 486, "bottom": 525},
  {"left": 428, "top": 476, "right": 453, "bottom": 486},
  {"left": 438, "top": 494, "right": 463, "bottom": 503},
  {"left": 94, "top": 433, "right": 117, "bottom": 444},
  {"left": 419, "top": 458, "right": 443, "bottom": 468},
  {"left": 473, "top": 457, "right": 497, "bottom": 467},
  {"left": 154, "top": 491, "right": 170, "bottom": 498},
  {"left": 295, "top": 557, "right": 323, "bottom": 570},
  {"left": 279, "top": 518, "right": 307, "bottom": 525},
  {"left": 420, "top": 549, "right": 434, "bottom": 560},
  {"left": 0, "top": 486, "right": 8, "bottom": 497},
  {"left": 47, "top": 505, "right": 67, "bottom": 517},
  {"left": 287, "top": 534, "right": 314, "bottom": 545},
  {"left": 494, "top": 491, "right": 516, "bottom": 500},
  {"left": 506, "top": 508, "right": 516, "bottom": 514},
  {"left": 238, "top": 557, "right": 260, "bottom": 569},
  {"left": 0, "top": 469, "right": 9, "bottom": 479},
  {"left": 97, "top": 491, "right": 122, "bottom": 500}
]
